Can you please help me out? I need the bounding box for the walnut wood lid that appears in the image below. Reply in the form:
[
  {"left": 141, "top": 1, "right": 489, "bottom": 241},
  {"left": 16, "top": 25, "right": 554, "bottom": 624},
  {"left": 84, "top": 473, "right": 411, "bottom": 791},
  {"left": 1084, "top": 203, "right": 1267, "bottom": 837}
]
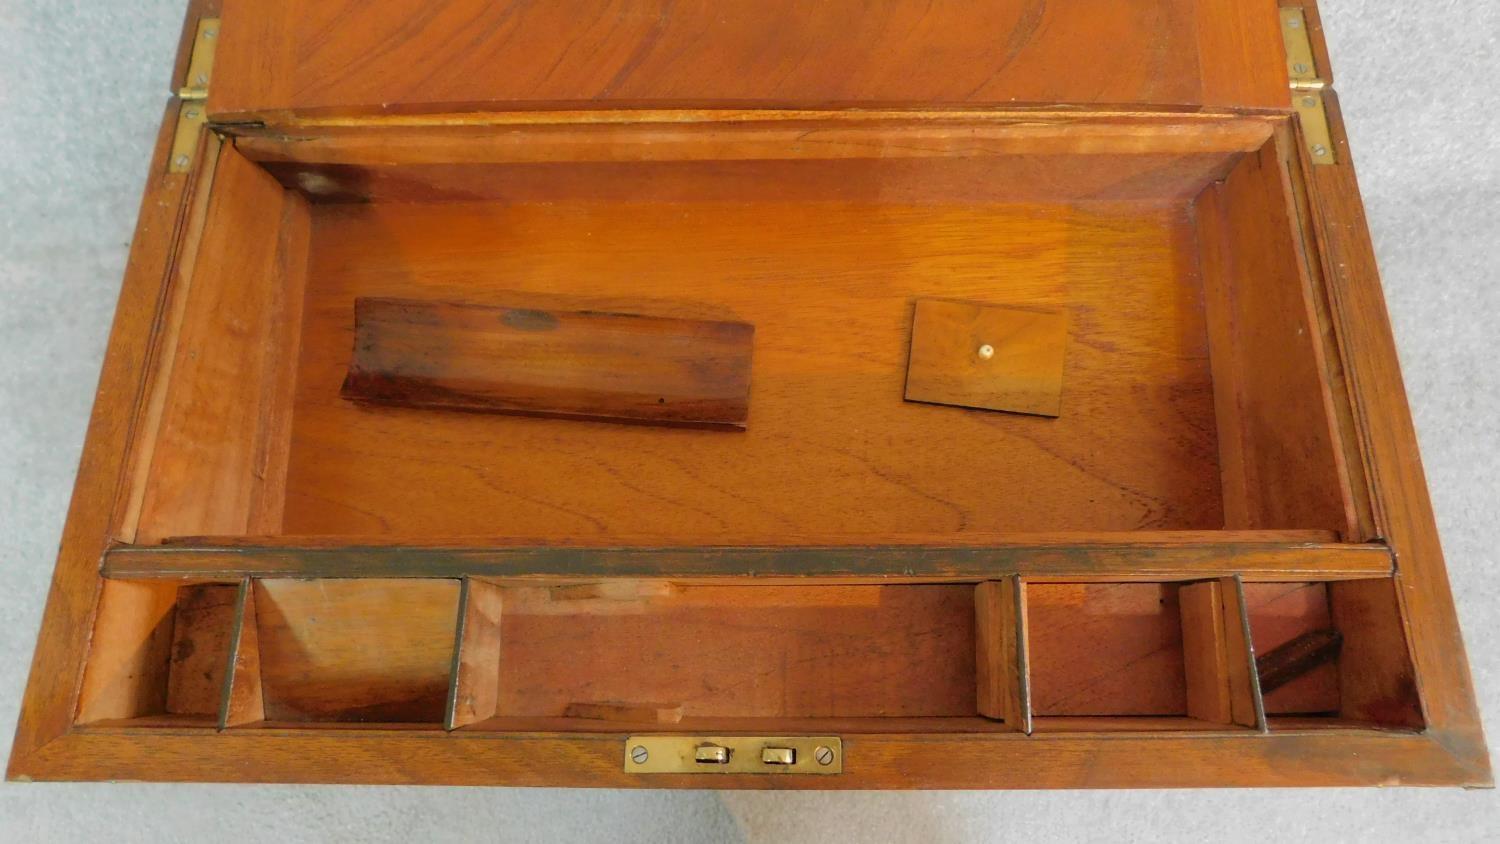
[{"left": 207, "top": 0, "right": 1291, "bottom": 121}]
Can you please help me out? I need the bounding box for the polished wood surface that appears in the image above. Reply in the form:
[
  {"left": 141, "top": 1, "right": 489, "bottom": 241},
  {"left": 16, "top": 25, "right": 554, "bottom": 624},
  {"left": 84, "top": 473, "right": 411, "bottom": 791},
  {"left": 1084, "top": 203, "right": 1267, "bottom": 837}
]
[
  {"left": 129, "top": 145, "right": 311, "bottom": 544},
  {"left": 1328, "top": 577, "right": 1423, "bottom": 728},
  {"left": 17, "top": 727, "right": 1479, "bottom": 787},
  {"left": 252, "top": 579, "right": 459, "bottom": 723},
  {"left": 1305, "top": 88, "right": 1485, "bottom": 776},
  {"left": 163, "top": 584, "right": 239, "bottom": 716},
  {"left": 238, "top": 118, "right": 1265, "bottom": 205},
  {"left": 1243, "top": 581, "right": 1341, "bottom": 713},
  {"left": 1181, "top": 580, "right": 1236, "bottom": 723},
  {"left": 1197, "top": 139, "right": 1356, "bottom": 536},
  {"left": 76, "top": 581, "right": 182, "bottom": 723},
  {"left": 341, "top": 296, "right": 754, "bottom": 430},
  {"left": 1028, "top": 583, "right": 1188, "bottom": 716},
  {"left": 74, "top": 579, "right": 237, "bottom": 726},
  {"left": 10, "top": 94, "right": 203, "bottom": 767},
  {"left": 9, "top": 0, "right": 1489, "bottom": 790},
  {"left": 562, "top": 702, "right": 685, "bottom": 725},
  {"left": 209, "top": 0, "right": 1288, "bottom": 120},
  {"left": 446, "top": 578, "right": 503, "bottom": 729},
  {"left": 489, "top": 584, "right": 975, "bottom": 719},
  {"left": 906, "top": 300, "right": 1068, "bottom": 418},
  {"left": 282, "top": 199, "right": 1221, "bottom": 540},
  {"left": 1176, "top": 576, "right": 1265, "bottom": 729}
]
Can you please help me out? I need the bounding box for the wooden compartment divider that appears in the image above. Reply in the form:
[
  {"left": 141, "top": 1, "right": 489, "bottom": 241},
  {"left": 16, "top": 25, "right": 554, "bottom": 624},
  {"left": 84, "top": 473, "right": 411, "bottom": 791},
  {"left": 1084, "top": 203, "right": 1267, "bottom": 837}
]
[
  {"left": 975, "top": 578, "right": 1031, "bottom": 732},
  {"left": 1180, "top": 576, "right": 1266, "bottom": 730},
  {"left": 446, "top": 578, "right": 504, "bottom": 730},
  {"left": 219, "top": 579, "right": 265, "bottom": 729}
]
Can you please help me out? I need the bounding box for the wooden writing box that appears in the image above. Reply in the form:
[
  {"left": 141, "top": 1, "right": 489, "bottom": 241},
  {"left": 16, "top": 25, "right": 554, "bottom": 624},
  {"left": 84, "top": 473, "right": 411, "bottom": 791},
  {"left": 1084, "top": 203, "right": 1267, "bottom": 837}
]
[{"left": 9, "top": 0, "right": 1489, "bottom": 788}]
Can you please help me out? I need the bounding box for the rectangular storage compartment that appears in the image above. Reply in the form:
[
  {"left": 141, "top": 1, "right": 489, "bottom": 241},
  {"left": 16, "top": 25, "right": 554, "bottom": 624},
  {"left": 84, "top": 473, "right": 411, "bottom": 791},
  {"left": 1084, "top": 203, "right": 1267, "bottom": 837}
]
[
  {"left": 1025, "top": 579, "right": 1263, "bottom": 732},
  {"left": 77, "top": 581, "right": 240, "bottom": 727},
  {"left": 452, "top": 582, "right": 986, "bottom": 732},
  {"left": 1245, "top": 579, "right": 1423, "bottom": 729},
  {"left": 113, "top": 115, "right": 1364, "bottom": 550},
  {"left": 76, "top": 573, "right": 1422, "bottom": 736},
  {"left": 246, "top": 579, "right": 461, "bottom": 725}
]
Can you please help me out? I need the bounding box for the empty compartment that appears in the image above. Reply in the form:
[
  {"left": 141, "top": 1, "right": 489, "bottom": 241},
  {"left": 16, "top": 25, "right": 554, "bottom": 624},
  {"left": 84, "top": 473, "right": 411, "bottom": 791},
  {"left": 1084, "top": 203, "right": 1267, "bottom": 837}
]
[
  {"left": 1027, "top": 579, "right": 1259, "bottom": 731},
  {"left": 77, "top": 580, "right": 239, "bottom": 726},
  {"left": 1245, "top": 578, "right": 1423, "bottom": 729},
  {"left": 114, "top": 115, "right": 1364, "bottom": 550},
  {"left": 449, "top": 582, "right": 978, "bottom": 731},
  {"left": 234, "top": 578, "right": 461, "bottom": 725}
]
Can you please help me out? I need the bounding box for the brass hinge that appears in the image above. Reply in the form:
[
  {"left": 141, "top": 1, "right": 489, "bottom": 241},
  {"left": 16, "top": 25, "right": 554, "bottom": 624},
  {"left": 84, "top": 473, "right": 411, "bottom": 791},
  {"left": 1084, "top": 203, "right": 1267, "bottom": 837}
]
[
  {"left": 168, "top": 18, "right": 220, "bottom": 173},
  {"left": 1280, "top": 7, "right": 1335, "bottom": 165}
]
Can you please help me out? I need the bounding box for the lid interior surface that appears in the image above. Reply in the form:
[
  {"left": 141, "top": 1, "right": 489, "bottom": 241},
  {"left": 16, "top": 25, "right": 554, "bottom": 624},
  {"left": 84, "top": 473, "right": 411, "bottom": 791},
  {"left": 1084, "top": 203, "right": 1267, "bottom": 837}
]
[{"left": 209, "top": 0, "right": 1291, "bottom": 119}]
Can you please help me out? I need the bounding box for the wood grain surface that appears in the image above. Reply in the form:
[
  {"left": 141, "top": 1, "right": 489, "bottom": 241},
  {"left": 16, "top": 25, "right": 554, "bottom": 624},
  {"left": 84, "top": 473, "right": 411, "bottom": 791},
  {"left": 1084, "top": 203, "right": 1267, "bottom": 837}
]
[
  {"left": 906, "top": 300, "right": 1068, "bottom": 417},
  {"left": 975, "top": 578, "right": 1031, "bottom": 731},
  {"left": 1196, "top": 139, "right": 1355, "bottom": 536},
  {"left": 131, "top": 146, "right": 311, "bottom": 543},
  {"left": 209, "top": 0, "right": 1287, "bottom": 119},
  {"left": 280, "top": 199, "right": 1222, "bottom": 540},
  {"left": 341, "top": 297, "right": 754, "bottom": 430},
  {"left": 1028, "top": 583, "right": 1188, "bottom": 716},
  {"left": 1242, "top": 581, "right": 1341, "bottom": 713},
  {"left": 252, "top": 579, "right": 460, "bottom": 723},
  {"left": 489, "top": 584, "right": 975, "bottom": 719},
  {"left": 9, "top": 1, "right": 1490, "bottom": 789},
  {"left": 446, "top": 578, "right": 503, "bottom": 729}
]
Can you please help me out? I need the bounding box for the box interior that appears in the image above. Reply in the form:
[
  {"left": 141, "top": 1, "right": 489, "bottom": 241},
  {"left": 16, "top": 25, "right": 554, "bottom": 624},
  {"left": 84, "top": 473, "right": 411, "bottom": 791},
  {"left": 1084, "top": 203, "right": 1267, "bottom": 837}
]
[
  {"left": 118, "top": 115, "right": 1359, "bottom": 547},
  {"left": 77, "top": 575, "right": 1422, "bottom": 732},
  {"left": 77, "top": 115, "right": 1422, "bottom": 737}
]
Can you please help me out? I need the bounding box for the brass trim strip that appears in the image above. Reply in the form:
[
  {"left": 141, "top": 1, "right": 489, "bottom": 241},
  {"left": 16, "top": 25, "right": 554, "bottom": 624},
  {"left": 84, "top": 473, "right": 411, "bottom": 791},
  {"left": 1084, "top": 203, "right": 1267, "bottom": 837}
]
[{"left": 101, "top": 542, "right": 1395, "bottom": 582}]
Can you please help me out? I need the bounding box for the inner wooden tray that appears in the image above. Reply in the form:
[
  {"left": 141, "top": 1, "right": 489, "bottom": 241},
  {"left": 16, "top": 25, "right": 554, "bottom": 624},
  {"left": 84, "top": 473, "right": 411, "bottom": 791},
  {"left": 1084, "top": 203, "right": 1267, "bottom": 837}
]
[
  {"left": 78, "top": 112, "right": 1425, "bottom": 742},
  {"left": 75, "top": 574, "right": 1421, "bottom": 735},
  {"left": 114, "top": 114, "right": 1364, "bottom": 548}
]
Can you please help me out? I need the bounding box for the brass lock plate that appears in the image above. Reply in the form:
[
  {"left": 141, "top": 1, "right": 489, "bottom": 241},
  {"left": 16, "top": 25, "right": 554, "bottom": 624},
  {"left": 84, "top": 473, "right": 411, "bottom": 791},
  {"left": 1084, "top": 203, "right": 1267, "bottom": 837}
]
[{"left": 625, "top": 736, "right": 842, "bottom": 774}]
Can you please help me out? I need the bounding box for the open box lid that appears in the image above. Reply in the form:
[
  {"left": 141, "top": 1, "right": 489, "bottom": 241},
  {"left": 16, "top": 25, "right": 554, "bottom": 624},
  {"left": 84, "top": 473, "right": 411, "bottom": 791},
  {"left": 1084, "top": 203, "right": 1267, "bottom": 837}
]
[{"left": 204, "top": 0, "right": 1296, "bottom": 122}]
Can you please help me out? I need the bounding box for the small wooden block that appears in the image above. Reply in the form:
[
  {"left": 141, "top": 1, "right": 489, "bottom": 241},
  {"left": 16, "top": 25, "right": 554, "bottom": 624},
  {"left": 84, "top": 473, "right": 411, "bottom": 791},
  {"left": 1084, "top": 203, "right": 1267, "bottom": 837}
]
[
  {"left": 342, "top": 297, "right": 755, "bottom": 430},
  {"left": 904, "top": 299, "right": 1067, "bottom": 417}
]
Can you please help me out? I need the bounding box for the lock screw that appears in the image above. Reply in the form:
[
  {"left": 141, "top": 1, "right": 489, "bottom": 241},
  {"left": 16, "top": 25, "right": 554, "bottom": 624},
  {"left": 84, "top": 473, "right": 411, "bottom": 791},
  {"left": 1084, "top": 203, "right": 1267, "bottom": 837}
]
[
  {"left": 630, "top": 745, "right": 649, "bottom": 764},
  {"left": 814, "top": 746, "right": 835, "bottom": 766}
]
